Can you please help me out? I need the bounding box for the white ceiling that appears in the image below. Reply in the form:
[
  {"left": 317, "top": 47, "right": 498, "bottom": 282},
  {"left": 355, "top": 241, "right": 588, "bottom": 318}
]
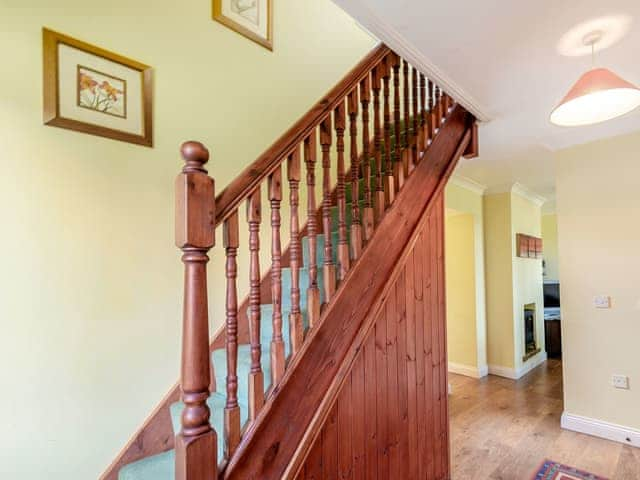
[{"left": 335, "top": 0, "right": 640, "bottom": 202}]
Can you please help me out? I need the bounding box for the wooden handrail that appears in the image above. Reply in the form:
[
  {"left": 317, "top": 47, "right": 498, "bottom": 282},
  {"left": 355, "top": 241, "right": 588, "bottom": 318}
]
[{"left": 214, "top": 43, "right": 391, "bottom": 226}]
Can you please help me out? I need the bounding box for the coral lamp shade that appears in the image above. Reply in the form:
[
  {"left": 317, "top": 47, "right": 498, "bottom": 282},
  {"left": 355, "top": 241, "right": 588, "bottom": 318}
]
[{"left": 550, "top": 67, "right": 640, "bottom": 126}]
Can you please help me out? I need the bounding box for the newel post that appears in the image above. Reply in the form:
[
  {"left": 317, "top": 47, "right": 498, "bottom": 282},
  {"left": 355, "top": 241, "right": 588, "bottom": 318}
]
[{"left": 175, "top": 141, "right": 217, "bottom": 480}]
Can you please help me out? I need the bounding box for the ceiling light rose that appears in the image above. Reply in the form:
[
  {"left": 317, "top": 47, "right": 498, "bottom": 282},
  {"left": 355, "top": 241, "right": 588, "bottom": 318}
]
[{"left": 550, "top": 32, "right": 640, "bottom": 127}]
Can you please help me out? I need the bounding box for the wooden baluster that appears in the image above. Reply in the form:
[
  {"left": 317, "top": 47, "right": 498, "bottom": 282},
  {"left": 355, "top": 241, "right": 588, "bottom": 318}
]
[
  {"left": 402, "top": 60, "right": 410, "bottom": 179},
  {"left": 393, "top": 54, "right": 404, "bottom": 192},
  {"left": 360, "top": 76, "right": 374, "bottom": 242},
  {"left": 428, "top": 79, "right": 435, "bottom": 143},
  {"left": 435, "top": 85, "right": 443, "bottom": 128},
  {"left": 411, "top": 66, "right": 419, "bottom": 171},
  {"left": 335, "top": 100, "right": 350, "bottom": 280},
  {"left": 320, "top": 116, "right": 337, "bottom": 302},
  {"left": 247, "top": 188, "right": 264, "bottom": 421},
  {"left": 419, "top": 73, "right": 427, "bottom": 154},
  {"left": 372, "top": 64, "right": 385, "bottom": 223},
  {"left": 223, "top": 210, "right": 240, "bottom": 457},
  {"left": 288, "top": 147, "right": 304, "bottom": 354},
  {"left": 348, "top": 88, "right": 363, "bottom": 261},
  {"left": 304, "top": 131, "right": 321, "bottom": 328},
  {"left": 268, "top": 167, "right": 285, "bottom": 384},
  {"left": 443, "top": 92, "right": 451, "bottom": 116},
  {"left": 382, "top": 55, "right": 395, "bottom": 206},
  {"left": 174, "top": 141, "right": 217, "bottom": 480}
]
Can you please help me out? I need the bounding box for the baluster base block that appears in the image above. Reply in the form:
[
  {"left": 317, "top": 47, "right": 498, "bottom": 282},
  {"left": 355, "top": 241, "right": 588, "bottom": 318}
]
[
  {"left": 322, "top": 264, "right": 336, "bottom": 303},
  {"left": 394, "top": 161, "right": 405, "bottom": 192},
  {"left": 175, "top": 430, "right": 217, "bottom": 480},
  {"left": 307, "top": 286, "right": 321, "bottom": 328},
  {"left": 362, "top": 207, "right": 375, "bottom": 242},
  {"left": 248, "top": 371, "right": 264, "bottom": 421},
  {"left": 270, "top": 339, "right": 285, "bottom": 384},
  {"left": 289, "top": 311, "right": 304, "bottom": 355},
  {"left": 224, "top": 406, "right": 241, "bottom": 458},
  {"left": 337, "top": 243, "right": 350, "bottom": 280},
  {"left": 384, "top": 175, "right": 395, "bottom": 207},
  {"left": 374, "top": 190, "right": 385, "bottom": 224},
  {"left": 350, "top": 224, "right": 363, "bottom": 260}
]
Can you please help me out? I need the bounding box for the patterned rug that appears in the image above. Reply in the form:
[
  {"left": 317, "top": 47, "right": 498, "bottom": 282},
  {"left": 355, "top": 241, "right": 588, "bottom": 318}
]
[{"left": 533, "top": 459, "right": 609, "bottom": 479}]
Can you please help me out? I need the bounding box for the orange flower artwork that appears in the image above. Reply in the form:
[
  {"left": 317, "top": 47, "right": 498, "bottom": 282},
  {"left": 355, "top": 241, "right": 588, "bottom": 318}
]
[{"left": 77, "top": 65, "right": 127, "bottom": 118}]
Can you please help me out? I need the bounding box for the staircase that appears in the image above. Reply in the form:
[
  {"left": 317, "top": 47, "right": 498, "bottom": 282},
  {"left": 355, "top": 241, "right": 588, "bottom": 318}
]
[{"left": 104, "top": 43, "right": 478, "bottom": 480}]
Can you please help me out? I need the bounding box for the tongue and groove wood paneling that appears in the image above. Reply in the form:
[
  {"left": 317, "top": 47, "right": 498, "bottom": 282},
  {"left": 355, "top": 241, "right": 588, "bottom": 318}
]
[{"left": 295, "top": 195, "right": 449, "bottom": 480}]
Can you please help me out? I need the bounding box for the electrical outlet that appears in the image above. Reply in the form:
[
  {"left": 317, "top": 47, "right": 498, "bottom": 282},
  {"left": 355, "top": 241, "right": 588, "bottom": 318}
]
[
  {"left": 594, "top": 295, "right": 611, "bottom": 308},
  {"left": 612, "top": 374, "right": 629, "bottom": 390}
]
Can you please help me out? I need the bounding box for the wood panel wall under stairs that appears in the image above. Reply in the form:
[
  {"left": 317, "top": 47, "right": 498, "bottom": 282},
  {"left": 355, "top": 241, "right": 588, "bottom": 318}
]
[{"left": 295, "top": 194, "right": 449, "bottom": 480}]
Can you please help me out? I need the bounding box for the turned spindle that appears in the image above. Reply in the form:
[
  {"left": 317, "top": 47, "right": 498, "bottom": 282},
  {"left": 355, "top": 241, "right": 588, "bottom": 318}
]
[
  {"left": 348, "top": 88, "right": 363, "bottom": 260},
  {"left": 268, "top": 167, "right": 285, "bottom": 384},
  {"left": 382, "top": 54, "right": 395, "bottom": 207},
  {"left": 320, "top": 116, "right": 336, "bottom": 303},
  {"left": 402, "top": 60, "right": 410, "bottom": 180},
  {"left": 223, "top": 210, "right": 240, "bottom": 458},
  {"left": 335, "top": 101, "right": 350, "bottom": 280},
  {"left": 392, "top": 54, "right": 404, "bottom": 192},
  {"left": 304, "top": 131, "right": 321, "bottom": 328},
  {"left": 360, "top": 75, "right": 374, "bottom": 242},
  {"left": 428, "top": 79, "right": 435, "bottom": 142},
  {"left": 411, "top": 66, "right": 419, "bottom": 171},
  {"left": 288, "top": 147, "right": 304, "bottom": 354},
  {"left": 419, "top": 73, "right": 427, "bottom": 154},
  {"left": 174, "top": 141, "right": 217, "bottom": 480},
  {"left": 372, "top": 64, "right": 385, "bottom": 224},
  {"left": 247, "top": 189, "right": 264, "bottom": 421}
]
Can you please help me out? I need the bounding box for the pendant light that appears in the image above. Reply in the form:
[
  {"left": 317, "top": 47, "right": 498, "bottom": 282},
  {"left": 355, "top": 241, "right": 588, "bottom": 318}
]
[{"left": 550, "top": 31, "right": 640, "bottom": 126}]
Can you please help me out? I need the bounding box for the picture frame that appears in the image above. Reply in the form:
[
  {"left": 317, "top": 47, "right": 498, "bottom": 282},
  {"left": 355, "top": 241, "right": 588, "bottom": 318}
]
[
  {"left": 43, "top": 28, "right": 153, "bottom": 147},
  {"left": 213, "top": 0, "right": 273, "bottom": 50}
]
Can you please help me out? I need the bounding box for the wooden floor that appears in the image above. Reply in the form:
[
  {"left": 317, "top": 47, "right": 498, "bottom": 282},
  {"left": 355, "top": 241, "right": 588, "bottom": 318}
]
[{"left": 449, "top": 359, "right": 640, "bottom": 479}]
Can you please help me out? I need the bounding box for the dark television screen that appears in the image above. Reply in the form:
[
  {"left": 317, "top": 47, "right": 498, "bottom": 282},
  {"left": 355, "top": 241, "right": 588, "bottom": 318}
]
[{"left": 544, "top": 283, "right": 560, "bottom": 308}]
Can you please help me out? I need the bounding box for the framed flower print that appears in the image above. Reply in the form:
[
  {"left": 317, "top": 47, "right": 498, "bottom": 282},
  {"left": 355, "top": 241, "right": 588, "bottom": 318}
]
[{"left": 42, "top": 28, "right": 153, "bottom": 147}]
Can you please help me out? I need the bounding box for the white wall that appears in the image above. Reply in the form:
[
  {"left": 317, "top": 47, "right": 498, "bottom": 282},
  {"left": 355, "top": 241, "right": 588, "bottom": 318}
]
[
  {"left": 556, "top": 130, "right": 640, "bottom": 436},
  {"left": 0, "top": 1, "right": 376, "bottom": 478}
]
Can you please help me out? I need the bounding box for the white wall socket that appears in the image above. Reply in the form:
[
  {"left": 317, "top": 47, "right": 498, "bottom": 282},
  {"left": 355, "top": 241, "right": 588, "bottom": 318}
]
[
  {"left": 612, "top": 374, "right": 629, "bottom": 389},
  {"left": 594, "top": 295, "right": 611, "bottom": 308}
]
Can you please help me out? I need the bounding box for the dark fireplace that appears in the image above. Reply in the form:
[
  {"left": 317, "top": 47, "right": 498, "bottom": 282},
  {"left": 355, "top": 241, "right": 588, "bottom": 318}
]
[{"left": 523, "top": 303, "right": 538, "bottom": 360}]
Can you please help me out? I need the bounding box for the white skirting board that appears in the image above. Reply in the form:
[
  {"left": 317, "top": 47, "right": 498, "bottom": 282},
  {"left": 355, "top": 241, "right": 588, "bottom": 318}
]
[
  {"left": 488, "top": 351, "right": 547, "bottom": 380},
  {"left": 448, "top": 362, "right": 488, "bottom": 379},
  {"left": 561, "top": 412, "right": 640, "bottom": 448}
]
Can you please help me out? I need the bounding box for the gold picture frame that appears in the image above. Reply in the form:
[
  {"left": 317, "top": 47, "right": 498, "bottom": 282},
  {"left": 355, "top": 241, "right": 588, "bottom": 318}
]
[
  {"left": 43, "top": 28, "right": 153, "bottom": 147},
  {"left": 213, "top": 0, "right": 273, "bottom": 51}
]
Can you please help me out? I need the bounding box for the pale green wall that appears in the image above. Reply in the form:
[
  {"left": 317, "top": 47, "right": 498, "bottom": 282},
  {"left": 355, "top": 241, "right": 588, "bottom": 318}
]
[
  {"left": 542, "top": 214, "right": 560, "bottom": 281},
  {"left": 0, "top": 1, "right": 376, "bottom": 478}
]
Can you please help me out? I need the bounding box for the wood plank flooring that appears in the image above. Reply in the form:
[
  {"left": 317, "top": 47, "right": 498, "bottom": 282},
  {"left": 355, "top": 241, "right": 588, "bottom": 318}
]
[{"left": 449, "top": 359, "right": 640, "bottom": 479}]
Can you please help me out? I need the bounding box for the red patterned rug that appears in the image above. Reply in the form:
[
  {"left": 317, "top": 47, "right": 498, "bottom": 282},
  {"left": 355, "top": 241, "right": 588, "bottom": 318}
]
[{"left": 533, "top": 459, "right": 609, "bottom": 479}]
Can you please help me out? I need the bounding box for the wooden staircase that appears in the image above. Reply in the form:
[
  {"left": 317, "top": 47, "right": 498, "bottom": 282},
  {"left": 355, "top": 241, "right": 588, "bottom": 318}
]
[{"left": 103, "top": 43, "right": 478, "bottom": 480}]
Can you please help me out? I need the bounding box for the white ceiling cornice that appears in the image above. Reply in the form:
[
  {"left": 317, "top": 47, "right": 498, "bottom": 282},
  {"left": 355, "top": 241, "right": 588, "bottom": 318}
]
[
  {"left": 450, "top": 174, "right": 488, "bottom": 195},
  {"left": 485, "top": 182, "right": 547, "bottom": 207},
  {"left": 335, "top": 0, "right": 492, "bottom": 122}
]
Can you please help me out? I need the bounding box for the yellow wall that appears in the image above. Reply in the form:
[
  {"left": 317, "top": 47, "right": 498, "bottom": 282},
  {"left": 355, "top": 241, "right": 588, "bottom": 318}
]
[
  {"left": 483, "top": 193, "right": 515, "bottom": 368},
  {"left": 445, "top": 181, "right": 487, "bottom": 374},
  {"left": 542, "top": 214, "right": 559, "bottom": 281},
  {"left": 556, "top": 130, "right": 640, "bottom": 431},
  {"left": 0, "top": 1, "right": 376, "bottom": 478},
  {"left": 510, "top": 192, "right": 544, "bottom": 372},
  {"left": 445, "top": 212, "right": 478, "bottom": 368}
]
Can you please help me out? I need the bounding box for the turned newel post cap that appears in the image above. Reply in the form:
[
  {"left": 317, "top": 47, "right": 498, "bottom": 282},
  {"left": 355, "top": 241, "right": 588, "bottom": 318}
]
[{"left": 181, "top": 141, "right": 210, "bottom": 173}]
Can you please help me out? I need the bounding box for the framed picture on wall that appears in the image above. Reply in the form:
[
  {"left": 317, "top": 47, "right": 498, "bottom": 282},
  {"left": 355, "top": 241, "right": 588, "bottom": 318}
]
[
  {"left": 213, "top": 0, "right": 273, "bottom": 50},
  {"left": 43, "top": 28, "right": 153, "bottom": 146}
]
